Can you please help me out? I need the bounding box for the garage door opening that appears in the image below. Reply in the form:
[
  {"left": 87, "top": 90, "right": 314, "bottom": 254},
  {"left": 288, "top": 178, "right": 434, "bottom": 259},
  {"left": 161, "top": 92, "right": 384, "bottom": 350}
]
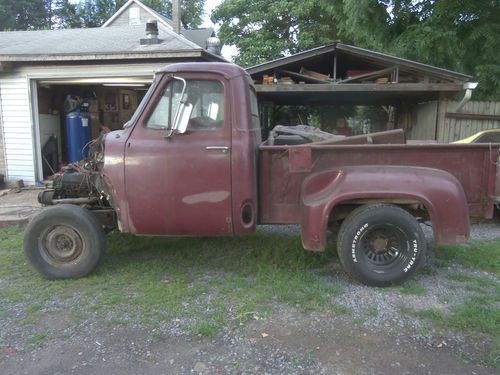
[{"left": 35, "top": 77, "right": 151, "bottom": 180}]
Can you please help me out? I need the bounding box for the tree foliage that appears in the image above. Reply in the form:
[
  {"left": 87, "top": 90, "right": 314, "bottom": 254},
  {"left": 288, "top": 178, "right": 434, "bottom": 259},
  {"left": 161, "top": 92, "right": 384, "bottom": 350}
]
[
  {"left": 213, "top": 0, "right": 500, "bottom": 99},
  {"left": 0, "top": 0, "right": 80, "bottom": 30},
  {"left": 212, "top": 0, "right": 343, "bottom": 67}
]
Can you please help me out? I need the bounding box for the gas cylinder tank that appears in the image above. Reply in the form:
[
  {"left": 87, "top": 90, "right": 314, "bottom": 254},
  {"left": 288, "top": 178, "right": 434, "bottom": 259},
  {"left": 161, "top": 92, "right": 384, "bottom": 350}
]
[{"left": 65, "top": 103, "right": 91, "bottom": 163}]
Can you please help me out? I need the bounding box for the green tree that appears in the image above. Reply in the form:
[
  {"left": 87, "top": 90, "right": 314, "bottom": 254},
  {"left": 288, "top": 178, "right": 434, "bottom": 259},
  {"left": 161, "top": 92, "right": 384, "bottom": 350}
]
[
  {"left": 0, "top": 0, "right": 48, "bottom": 30},
  {"left": 388, "top": 0, "right": 500, "bottom": 99},
  {"left": 77, "top": 0, "right": 126, "bottom": 28},
  {"left": 212, "top": 0, "right": 343, "bottom": 67},
  {"left": 0, "top": 0, "right": 80, "bottom": 30}
]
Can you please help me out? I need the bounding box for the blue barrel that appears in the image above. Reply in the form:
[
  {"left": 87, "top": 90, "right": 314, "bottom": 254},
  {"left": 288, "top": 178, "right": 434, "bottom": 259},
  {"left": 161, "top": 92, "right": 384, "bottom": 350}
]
[{"left": 66, "top": 108, "right": 91, "bottom": 163}]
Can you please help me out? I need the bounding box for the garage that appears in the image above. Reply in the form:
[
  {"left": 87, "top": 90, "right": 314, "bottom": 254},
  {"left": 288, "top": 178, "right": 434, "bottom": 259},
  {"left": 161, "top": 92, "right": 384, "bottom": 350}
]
[{"left": 35, "top": 75, "right": 151, "bottom": 180}]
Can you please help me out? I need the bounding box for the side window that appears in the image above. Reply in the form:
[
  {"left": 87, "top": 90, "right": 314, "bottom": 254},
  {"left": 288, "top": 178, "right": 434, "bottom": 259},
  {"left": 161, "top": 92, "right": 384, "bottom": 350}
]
[
  {"left": 475, "top": 132, "right": 500, "bottom": 143},
  {"left": 188, "top": 81, "right": 224, "bottom": 131},
  {"left": 146, "top": 79, "right": 224, "bottom": 131}
]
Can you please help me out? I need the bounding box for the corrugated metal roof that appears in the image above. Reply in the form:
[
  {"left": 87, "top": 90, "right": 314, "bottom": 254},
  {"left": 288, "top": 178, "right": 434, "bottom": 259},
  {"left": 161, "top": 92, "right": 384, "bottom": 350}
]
[{"left": 247, "top": 42, "right": 471, "bottom": 81}]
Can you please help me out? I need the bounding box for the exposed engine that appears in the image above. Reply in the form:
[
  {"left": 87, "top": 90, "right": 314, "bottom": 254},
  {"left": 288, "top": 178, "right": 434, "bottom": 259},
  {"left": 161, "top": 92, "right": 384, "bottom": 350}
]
[{"left": 38, "top": 134, "right": 107, "bottom": 207}]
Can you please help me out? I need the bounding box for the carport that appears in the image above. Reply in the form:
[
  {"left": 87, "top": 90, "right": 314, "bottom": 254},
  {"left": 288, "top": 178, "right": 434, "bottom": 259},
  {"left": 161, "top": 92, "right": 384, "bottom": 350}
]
[{"left": 247, "top": 43, "right": 474, "bottom": 139}]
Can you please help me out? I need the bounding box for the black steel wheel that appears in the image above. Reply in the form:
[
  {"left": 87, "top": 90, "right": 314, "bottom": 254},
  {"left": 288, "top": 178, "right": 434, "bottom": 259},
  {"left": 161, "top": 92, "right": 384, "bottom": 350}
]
[
  {"left": 24, "top": 204, "right": 106, "bottom": 279},
  {"left": 337, "top": 204, "right": 426, "bottom": 286}
]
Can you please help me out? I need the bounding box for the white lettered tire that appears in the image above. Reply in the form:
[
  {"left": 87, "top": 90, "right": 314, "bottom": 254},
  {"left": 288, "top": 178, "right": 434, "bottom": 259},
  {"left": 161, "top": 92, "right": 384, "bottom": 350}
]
[{"left": 337, "top": 204, "right": 426, "bottom": 286}]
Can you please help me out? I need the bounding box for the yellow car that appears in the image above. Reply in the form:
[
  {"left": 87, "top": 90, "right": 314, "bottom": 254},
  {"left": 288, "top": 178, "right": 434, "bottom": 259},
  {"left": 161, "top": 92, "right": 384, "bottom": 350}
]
[{"left": 453, "top": 129, "right": 500, "bottom": 143}]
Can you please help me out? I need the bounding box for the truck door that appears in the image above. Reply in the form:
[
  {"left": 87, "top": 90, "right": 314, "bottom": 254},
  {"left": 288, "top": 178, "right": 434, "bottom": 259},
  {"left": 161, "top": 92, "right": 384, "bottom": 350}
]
[{"left": 124, "top": 76, "right": 232, "bottom": 236}]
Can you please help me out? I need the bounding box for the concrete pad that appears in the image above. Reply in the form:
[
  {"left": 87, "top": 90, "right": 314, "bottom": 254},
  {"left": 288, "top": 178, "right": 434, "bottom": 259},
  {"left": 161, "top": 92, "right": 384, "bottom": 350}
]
[{"left": 0, "top": 189, "right": 43, "bottom": 229}]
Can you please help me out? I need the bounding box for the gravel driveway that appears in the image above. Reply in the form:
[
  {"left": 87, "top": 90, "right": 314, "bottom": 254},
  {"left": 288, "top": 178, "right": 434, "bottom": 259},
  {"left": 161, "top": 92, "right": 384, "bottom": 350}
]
[{"left": 0, "top": 222, "right": 499, "bottom": 375}]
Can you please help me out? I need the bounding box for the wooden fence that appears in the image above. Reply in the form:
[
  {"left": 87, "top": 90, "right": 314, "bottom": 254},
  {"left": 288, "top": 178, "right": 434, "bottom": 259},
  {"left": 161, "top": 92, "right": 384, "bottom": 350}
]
[{"left": 407, "top": 100, "right": 500, "bottom": 142}]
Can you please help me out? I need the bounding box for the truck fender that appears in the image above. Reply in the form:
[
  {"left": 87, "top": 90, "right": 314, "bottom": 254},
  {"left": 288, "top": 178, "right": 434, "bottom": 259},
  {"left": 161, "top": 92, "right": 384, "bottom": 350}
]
[{"left": 300, "top": 165, "right": 470, "bottom": 251}]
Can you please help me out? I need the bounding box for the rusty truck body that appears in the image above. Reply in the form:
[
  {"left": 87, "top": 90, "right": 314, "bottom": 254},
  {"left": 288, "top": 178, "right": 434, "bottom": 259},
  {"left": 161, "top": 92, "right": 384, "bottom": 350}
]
[{"left": 24, "top": 63, "right": 500, "bottom": 286}]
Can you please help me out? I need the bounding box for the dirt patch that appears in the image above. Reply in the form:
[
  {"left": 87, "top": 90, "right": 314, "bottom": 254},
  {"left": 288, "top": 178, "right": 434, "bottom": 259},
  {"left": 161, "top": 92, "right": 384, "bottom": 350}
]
[{"left": 0, "top": 307, "right": 496, "bottom": 375}]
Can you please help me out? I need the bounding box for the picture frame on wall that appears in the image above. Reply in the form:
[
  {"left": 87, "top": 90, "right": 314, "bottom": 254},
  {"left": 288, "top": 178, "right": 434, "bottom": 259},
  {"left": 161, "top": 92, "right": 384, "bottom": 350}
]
[{"left": 122, "top": 94, "right": 130, "bottom": 110}]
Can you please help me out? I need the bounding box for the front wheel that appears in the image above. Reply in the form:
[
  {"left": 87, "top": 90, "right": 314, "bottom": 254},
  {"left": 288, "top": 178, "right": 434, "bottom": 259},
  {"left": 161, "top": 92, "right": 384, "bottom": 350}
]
[
  {"left": 24, "top": 204, "right": 106, "bottom": 279},
  {"left": 337, "top": 204, "right": 426, "bottom": 287}
]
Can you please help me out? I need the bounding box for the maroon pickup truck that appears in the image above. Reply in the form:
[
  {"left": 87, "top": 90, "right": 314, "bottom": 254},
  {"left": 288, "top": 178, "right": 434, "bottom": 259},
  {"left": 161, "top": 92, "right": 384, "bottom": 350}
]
[{"left": 24, "top": 63, "right": 500, "bottom": 286}]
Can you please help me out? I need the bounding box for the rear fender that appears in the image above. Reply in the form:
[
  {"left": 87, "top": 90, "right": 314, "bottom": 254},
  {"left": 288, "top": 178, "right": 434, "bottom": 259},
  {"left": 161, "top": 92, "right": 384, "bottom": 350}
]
[{"left": 300, "top": 166, "right": 470, "bottom": 251}]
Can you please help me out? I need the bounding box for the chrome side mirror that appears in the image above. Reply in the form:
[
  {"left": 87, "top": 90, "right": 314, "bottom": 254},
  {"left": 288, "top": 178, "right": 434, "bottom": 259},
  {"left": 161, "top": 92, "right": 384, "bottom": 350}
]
[
  {"left": 165, "top": 76, "right": 192, "bottom": 138},
  {"left": 173, "top": 102, "right": 193, "bottom": 134}
]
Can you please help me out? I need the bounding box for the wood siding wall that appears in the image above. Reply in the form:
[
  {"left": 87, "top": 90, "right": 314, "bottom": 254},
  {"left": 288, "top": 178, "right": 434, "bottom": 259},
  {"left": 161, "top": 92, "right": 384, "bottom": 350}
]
[
  {"left": 405, "top": 101, "right": 438, "bottom": 140},
  {"left": 407, "top": 100, "right": 500, "bottom": 142},
  {"left": 108, "top": 5, "right": 156, "bottom": 27},
  {"left": 437, "top": 101, "right": 500, "bottom": 143}
]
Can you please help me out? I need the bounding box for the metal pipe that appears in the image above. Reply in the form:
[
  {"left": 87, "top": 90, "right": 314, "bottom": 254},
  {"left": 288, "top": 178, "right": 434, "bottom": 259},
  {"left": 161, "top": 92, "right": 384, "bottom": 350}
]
[
  {"left": 455, "top": 82, "right": 478, "bottom": 112},
  {"left": 52, "top": 197, "right": 98, "bottom": 205}
]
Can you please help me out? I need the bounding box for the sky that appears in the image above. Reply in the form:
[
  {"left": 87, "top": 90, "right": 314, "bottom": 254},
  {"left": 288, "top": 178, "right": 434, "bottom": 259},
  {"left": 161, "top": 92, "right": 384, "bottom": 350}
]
[{"left": 201, "top": 0, "right": 223, "bottom": 28}]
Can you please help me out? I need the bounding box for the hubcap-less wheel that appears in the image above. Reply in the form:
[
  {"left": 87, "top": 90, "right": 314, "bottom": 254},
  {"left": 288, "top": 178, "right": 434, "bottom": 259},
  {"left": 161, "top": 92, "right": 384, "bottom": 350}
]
[
  {"left": 337, "top": 204, "right": 425, "bottom": 286},
  {"left": 360, "top": 224, "right": 411, "bottom": 268},
  {"left": 40, "top": 225, "right": 84, "bottom": 266},
  {"left": 24, "top": 204, "right": 106, "bottom": 279}
]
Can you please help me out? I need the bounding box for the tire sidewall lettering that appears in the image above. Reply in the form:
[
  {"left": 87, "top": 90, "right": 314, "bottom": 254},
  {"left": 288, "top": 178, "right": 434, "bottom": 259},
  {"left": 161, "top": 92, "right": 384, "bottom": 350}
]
[
  {"left": 403, "top": 237, "right": 419, "bottom": 273},
  {"left": 350, "top": 223, "right": 369, "bottom": 263}
]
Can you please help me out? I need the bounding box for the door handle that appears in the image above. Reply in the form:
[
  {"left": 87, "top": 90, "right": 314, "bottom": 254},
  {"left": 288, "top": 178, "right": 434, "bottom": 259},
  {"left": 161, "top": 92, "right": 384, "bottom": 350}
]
[{"left": 206, "top": 146, "right": 230, "bottom": 153}]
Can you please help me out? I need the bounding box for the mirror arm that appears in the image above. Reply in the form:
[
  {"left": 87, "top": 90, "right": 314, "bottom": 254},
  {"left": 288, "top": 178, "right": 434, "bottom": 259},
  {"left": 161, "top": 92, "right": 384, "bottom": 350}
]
[
  {"left": 164, "top": 129, "right": 174, "bottom": 138},
  {"left": 171, "top": 76, "right": 187, "bottom": 130}
]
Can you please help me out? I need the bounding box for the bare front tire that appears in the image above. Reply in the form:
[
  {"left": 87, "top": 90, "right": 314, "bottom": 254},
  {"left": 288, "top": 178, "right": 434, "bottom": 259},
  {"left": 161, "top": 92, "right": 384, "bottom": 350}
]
[
  {"left": 337, "top": 204, "right": 425, "bottom": 287},
  {"left": 24, "top": 204, "right": 106, "bottom": 279}
]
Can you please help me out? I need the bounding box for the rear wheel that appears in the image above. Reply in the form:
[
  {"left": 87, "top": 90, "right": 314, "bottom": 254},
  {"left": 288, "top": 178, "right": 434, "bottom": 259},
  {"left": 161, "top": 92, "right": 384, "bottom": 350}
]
[
  {"left": 24, "top": 204, "right": 106, "bottom": 279},
  {"left": 337, "top": 204, "right": 425, "bottom": 286}
]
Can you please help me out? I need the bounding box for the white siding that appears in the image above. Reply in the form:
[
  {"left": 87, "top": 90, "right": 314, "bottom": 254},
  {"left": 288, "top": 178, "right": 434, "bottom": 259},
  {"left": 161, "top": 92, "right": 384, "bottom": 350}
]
[
  {"left": 0, "top": 74, "right": 35, "bottom": 184},
  {"left": 0, "top": 62, "right": 167, "bottom": 185}
]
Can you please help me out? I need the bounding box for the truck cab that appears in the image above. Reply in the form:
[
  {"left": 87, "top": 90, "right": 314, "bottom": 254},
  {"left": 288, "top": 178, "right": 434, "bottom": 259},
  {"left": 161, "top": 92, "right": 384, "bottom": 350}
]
[{"left": 101, "top": 63, "right": 261, "bottom": 236}]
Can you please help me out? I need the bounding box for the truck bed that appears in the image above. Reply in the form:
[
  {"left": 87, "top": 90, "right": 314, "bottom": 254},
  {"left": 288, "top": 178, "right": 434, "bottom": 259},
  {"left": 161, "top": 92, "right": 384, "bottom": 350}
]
[{"left": 259, "top": 142, "right": 500, "bottom": 224}]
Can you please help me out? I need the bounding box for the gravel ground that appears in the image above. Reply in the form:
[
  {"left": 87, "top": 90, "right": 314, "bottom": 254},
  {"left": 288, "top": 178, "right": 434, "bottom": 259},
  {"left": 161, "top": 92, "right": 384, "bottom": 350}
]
[{"left": 1, "top": 222, "right": 499, "bottom": 374}]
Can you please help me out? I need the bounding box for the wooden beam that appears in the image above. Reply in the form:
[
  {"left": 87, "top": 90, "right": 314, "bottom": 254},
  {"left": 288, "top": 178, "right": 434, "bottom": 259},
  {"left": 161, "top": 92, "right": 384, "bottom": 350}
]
[
  {"left": 337, "top": 66, "right": 396, "bottom": 83},
  {"left": 255, "top": 83, "right": 464, "bottom": 93},
  {"left": 445, "top": 112, "right": 500, "bottom": 121},
  {"left": 275, "top": 68, "right": 329, "bottom": 83}
]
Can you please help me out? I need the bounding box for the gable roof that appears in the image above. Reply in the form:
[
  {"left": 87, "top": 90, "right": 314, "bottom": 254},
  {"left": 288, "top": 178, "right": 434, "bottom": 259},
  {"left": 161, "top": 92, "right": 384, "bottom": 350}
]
[
  {"left": 0, "top": 24, "right": 224, "bottom": 62},
  {"left": 102, "top": 0, "right": 173, "bottom": 29},
  {"left": 102, "top": 0, "right": 215, "bottom": 50},
  {"left": 248, "top": 42, "right": 471, "bottom": 82}
]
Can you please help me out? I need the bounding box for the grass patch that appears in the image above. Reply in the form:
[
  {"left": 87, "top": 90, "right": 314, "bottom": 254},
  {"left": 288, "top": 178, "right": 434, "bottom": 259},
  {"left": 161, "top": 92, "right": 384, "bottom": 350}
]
[
  {"left": 365, "top": 305, "right": 378, "bottom": 318},
  {"left": 458, "top": 350, "right": 500, "bottom": 369},
  {"left": 404, "top": 295, "right": 500, "bottom": 339},
  {"left": 435, "top": 240, "right": 500, "bottom": 275},
  {"left": 399, "top": 282, "right": 428, "bottom": 296},
  {"left": 27, "top": 331, "right": 51, "bottom": 347},
  {"left": 0, "top": 228, "right": 343, "bottom": 339}
]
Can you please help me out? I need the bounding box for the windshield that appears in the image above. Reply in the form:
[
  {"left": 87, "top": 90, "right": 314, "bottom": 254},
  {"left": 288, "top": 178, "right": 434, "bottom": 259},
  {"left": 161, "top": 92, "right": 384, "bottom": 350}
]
[{"left": 123, "top": 76, "right": 159, "bottom": 128}]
